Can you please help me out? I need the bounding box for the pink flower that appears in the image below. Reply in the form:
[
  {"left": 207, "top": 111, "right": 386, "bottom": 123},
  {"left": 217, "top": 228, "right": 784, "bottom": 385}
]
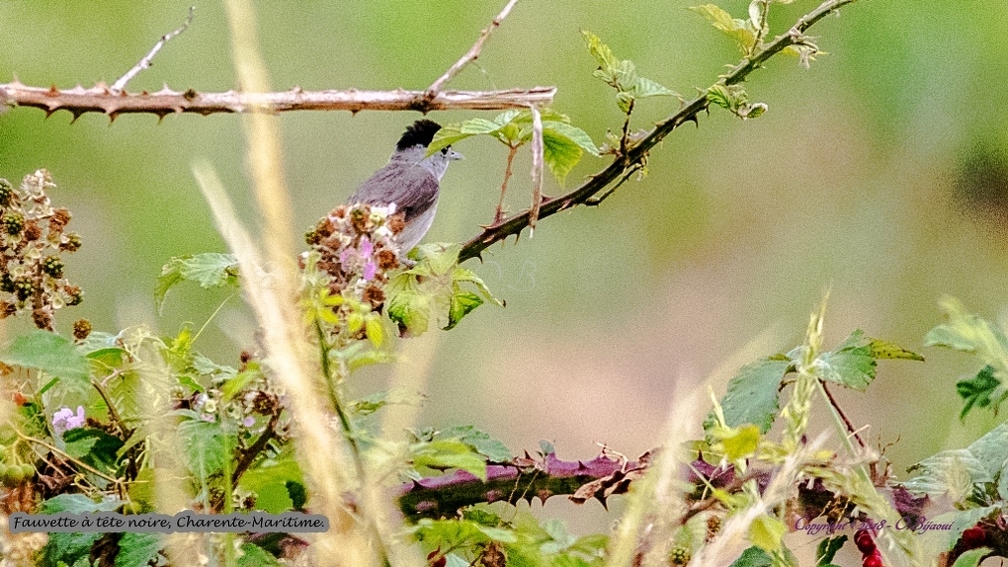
[
  {"left": 53, "top": 406, "right": 86, "bottom": 434},
  {"left": 341, "top": 237, "right": 378, "bottom": 281}
]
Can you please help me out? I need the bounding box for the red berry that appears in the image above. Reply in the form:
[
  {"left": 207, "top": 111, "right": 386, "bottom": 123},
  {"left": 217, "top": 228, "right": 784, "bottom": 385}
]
[
  {"left": 862, "top": 550, "right": 884, "bottom": 567},
  {"left": 855, "top": 529, "right": 876, "bottom": 554},
  {"left": 960, "top": 525, "right": 987, "bottom": 549}
]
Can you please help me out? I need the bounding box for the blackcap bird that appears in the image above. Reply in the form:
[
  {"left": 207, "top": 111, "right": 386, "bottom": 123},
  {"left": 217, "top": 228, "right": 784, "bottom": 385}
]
[{"left": 347, "top": 119, "right": 463, "bottom": 256}]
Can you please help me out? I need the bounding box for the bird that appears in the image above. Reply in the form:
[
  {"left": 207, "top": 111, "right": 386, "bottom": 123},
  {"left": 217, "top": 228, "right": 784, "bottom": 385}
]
[{"left": 347, "top": 119, "right": 463, "bottom": 256}]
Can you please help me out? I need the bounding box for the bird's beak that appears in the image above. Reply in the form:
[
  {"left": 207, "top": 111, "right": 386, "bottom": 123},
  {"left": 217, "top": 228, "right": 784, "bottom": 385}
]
[{"left": 448, "top": 149, "right": 464, "bottom": 161}]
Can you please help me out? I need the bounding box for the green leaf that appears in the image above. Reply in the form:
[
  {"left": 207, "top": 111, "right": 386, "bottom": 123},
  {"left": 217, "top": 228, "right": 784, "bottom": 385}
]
[
  {"left": 543, "top": 121, "right": 600, "bottom": 156},
  {"left": 237, "top": 543, "right": 283, "bottom": 567},
  {"left": 948, "top": 507, "right": 997, "bottom": 550},
  {"left": 728, "top": 545, "right": 773, "bottom": 567},
  {"left": 816, "top": 535, "right": 847, "bottom": 566},
  {"left": 0, "top": 330, "right": 89, "bottom": 384},
  {"left": 581, "top": 30, "right": 619, "bottom": 72},
  {"left": 41, "top": 493, "right": 124, "bottom": 514},
  {"left": 386, "top": 280, "right": 432, "bottom": 337},
  {"left": 748, "top": 515, "right": 786, "bottom": 553},
  {"left": 412, "top": 439, "right": 488, "bottom": 480},
  {"left": 956, "top": 366, "right": 1005, "bottom": 419},
  {"left": 63, "top": 427, "right": 124, "bottom": 476},
  {"left": 721, "top": 357, "right": 791, "bottom": 433},
  {"left": 630, "top": 76, "right": 678, "bottom": 99},
  {"left": 178, "top": 418, "right": 230, "bottom": 480},
  {"left": 717, "top": 423, "right": 760, "bottom": 461},
  {"left": 904, "top": 450, "right": 989, "bottom": 498},
  {"left": 868, "top": 339, "right": 925, "bottom": 361},
  {"left": 239, "top": 455, "right": 304, "bottom": 514},
  {"left": 952, "top": 547, "right": 993, "bottom": 567},
  {"left": 690, "top": 4, "right": 757, "bottom": 53},
  {"left": 155, "top": 253, "right": 239, "bottom": 313},
  {"left": 365, "top": 313, "right": 385, "bottom": 347},
  {"left": 966, "top": 423, "right": 1008, "bottom": 480},
  {"left": 440, "top": 425, "right": 512, "bottom": 462},
  {"left": 115, "top": 533, "right": 161, "bottom": 567},
  {"left": 925, "top": 296, "right": 1008, "bottom": 366},
  {"left": 541, "top": 129, "right": 585, "bottom": 186},
  {"left": 350, "top": 388, "right": 423, "bottom": 416},
  {"left": 446, "top": 291, "right": 483, "bottom": 331},
  {"left": 812, "top": 330, "right": 878, "bottom": 390}
]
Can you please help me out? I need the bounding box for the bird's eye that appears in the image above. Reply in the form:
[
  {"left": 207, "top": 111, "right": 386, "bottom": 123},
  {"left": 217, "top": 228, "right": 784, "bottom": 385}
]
[{"left": 441, "top": 147, "right": 450, "bottom": 155}]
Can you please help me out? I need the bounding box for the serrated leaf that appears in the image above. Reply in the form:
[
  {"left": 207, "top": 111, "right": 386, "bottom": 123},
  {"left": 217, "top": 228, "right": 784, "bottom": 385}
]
[
  {"left": 690, "top": 4, "right": 758, "bottom": 52},
  {"left": 350, "top": 388, "right": 423, "bottom": 416},
  {"left": 365, "top": 314, "right": 385, "bottom": 347},
  {"left": 155, "top": 253, "right": 239, "bottom": 313},
  {"left": 956, "top": 365, "right": 1004, "bottom": 419},
  {"left": 581, "top": 30, "right": 618, "bottom": 72},
  {"left": 716, "top": 424, "right": 760, "bottom": 461},
  {"left": 413, "top": 439, "right": 488, "bottom": 480},
  {"left": 543, "top": 121, "right": 600, "bottom": 156},
  {"left": 0, "top": 330, "right": 89, "bottom": 384},
  {"left": 748, "top": 515, "right": 786, "bottom": 553},
  {"left": 115, "top": 532, "right": 161, "bottom": 567},
  {"left": 237, "top": 543, "right": 283, "bottom": 567},
  {"left": 178, "top": 418, "right": 230, "bottom": 480},
  {"left": 386, "top": 282, "right": 432, "bottom": 337},
  {"left": 925, "top": 296, "right": 1008, "bottom": 367},
  {"left": 541, "top": 129, "right": 585, "bottom": 186},
  {"left": 816, "top": 535, "right": 847, "bottom": 565},
  {"left": 729, "top": 546, "right": 773, "bottom": 567},
  {"left": 868, "top": 339, "right": 924, "bottom": 361},
  {"left": 64, "top": 427, "right": 124, "bottom": 475},
  {"left": 40, "top": 493, "right": 124, "bottom": 514},
  {"left": 722, "top": 357, "right": 791, "bottom": 433},
  {"left": 952, "top": 547, "right": 993, "bottom": 567},
  {"left": 948, "top": 507, "right": 997, "bottom": 551},
  {"left": 440, "top": 425, "right": 512, "bottom": 462},
  {"left": 427, "top": 124, "right": 474, "bottom": 155},
  {"left": 630, "top": 76, "right": 678, "bottom": 99},
  {"left": 966, "top": 423, "right": 1008, "bottom": 480},
  {"left": 814, "top": 331, "right": 877, "bottom": 390},
  {"left": 904, "top": 450, "right": 989, "bottom": 499},
  {"left": 445, "top": 291, "right": 483, "bottom": 331}
]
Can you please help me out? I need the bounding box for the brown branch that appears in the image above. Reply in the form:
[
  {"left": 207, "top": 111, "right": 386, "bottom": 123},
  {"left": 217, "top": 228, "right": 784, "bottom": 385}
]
[
  {"left": 425, "top": 0, "right": 521, "bottom": 96},
  {"left": 0, "top": 82, "right": 557, "bottom": 120},
  {"left": 111, "top": 6, "right": 195, "bottom": 93},
  {"left": 457, "top": 0, "right": 857, "bottom": 263},
  {"left": 494, "top": 145, "right": 519, "bottom": 224}
]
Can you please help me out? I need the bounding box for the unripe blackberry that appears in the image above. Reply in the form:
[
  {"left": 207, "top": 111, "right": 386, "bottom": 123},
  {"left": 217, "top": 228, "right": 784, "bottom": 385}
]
[
  {"left": 0, "top": 179, "right": 13, "bottom": 207},
  {"left": 73, "top": 319, "right": 92, "bottom": 340},
  {"left": 60, "top": 233, "right": 82, "bottom": 252},
  {"left": 668, "top": 546, "right": 691, "bottom": 566},
  {"left": 13, "top": 277, "right": 33, "bottom": 302},
  {"left": 0, "top": 275, "right": 14, "bottom": 293},
  {"left": 2, "top": 212, "right": 24, "bottom": 236},
  {"left": 42, "top": 255, "right": 64, "bottom": 278},
  {"left": 706, "top": 515, "right": 723, "bottom": 541}
]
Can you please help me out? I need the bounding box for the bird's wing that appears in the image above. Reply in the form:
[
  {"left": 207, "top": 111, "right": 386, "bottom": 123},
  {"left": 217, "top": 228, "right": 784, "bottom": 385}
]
[{"left": 348, "top": 163, "right": 439, "bottom": 222}]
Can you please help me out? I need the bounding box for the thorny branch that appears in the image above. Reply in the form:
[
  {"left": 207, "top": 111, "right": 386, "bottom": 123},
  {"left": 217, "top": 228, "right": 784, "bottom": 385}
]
[
  {"left": 111, "top": 6, "right": 195, "bottom": 93},
  {"left": 457, "top": 0, "right": 858, "bottom": 263},
  {"left": 0, "top": 0, "right": 549, "bottom": 120},
  {"left": 0, "top": 83, "right": 556, "bottom": 121}
]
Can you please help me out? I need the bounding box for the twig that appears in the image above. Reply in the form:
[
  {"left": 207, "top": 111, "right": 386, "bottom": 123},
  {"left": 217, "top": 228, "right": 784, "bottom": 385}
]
[
  {"left": 17, "top": 430, "right": 121, "bottom": 485},
  {"left": 458, "top": 0, "right": 858, "bottom": 263},
  {"left": 0, "top": 82, "right": 556, "bottom": 120},
  {"left": 494, "top": 145, "right": 519, "bottom": 224},
  {"left": 425, "top": 0, "right": 521, "bottom": 96},
  {"left": 820, "top": 382, "right": 867, "bottom": 449},
  {"left": 111, "top": 7, "right": 195, "bottom": 93},
  {"left": 528, "top": 105, "right": 544, "bottom": 235}
]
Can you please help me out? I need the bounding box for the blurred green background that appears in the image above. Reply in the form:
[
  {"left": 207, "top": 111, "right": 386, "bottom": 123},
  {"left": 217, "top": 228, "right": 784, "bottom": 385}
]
[{"left": 3, "top": 0, "right": 1008, "bottom": 534}]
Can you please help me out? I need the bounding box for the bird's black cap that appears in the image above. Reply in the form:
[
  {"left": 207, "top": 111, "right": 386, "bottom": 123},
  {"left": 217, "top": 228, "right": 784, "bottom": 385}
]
[{"left": 396, "top": 119, "right": 442, "bottom": 151}]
